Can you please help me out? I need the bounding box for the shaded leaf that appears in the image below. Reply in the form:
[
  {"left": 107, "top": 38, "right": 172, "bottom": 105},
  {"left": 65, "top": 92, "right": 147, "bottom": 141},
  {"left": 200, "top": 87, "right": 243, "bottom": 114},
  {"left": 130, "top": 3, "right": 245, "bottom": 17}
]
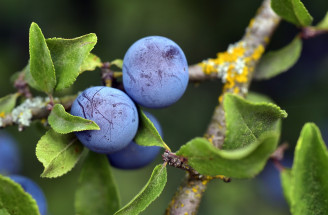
[
  {"left": 75, "top": 151, "right": 120, "bottom": 215},
  {"left": 316, "top": 11, "right": 328, "bottom": 30},
  {"left": 35, "top": 129, "right": 84, "bottom": 178},
  {"left": 80, "top": 53, "right": 102, "bottom": 73},
  {"left": 135, "top": 109, "right": 170, "bottom": 151},
  {"left": 111, "top": 59, "right": 123, "bottom": 69},
  {"left": 271, "top": 0, "right": 313, "bottom": 26},
  {"left": 0, "top": 175, "right": 40, "bottom": 215},
  {"left": 48, "top": 104, "right": 99, "bottom": 134},
  {"left": 22, "top": 62, "right": 42, "bottom": 91},
  {"left": 223, "top": 93, "right": 287, "bottom": 149},
  {"left": 280, "top": 169, "right": 293, "bottom": 207},
  {"left": 0, "top": 93, "right": 19, "bottom": 114},
  {"left": 177, "top": 133, "right": 278, "bottom": 178},
  {"left": 46, "top": 33, "right": 97, "bottom": 91},
  {"left": 114, "top": 164, "right": 167, "bottom": 215},
  {"left": 29, "top": 22, "right": 56, "bottom": 94},
  {"left": 246, "top": 92, "right": 274, "bottom": 103},
  {"left": 254, "top": 36, "right": 302, "bottom": 80},
  {"left": 290, "top": 123, "right": 328, "bottom": 215}
]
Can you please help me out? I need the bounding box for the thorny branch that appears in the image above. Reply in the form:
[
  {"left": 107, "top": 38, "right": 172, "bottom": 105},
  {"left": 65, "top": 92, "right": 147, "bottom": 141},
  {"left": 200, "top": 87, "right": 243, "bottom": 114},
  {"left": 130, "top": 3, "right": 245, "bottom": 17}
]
[{"left": 166, "top": 0, "right": 281, "bottom": 214}]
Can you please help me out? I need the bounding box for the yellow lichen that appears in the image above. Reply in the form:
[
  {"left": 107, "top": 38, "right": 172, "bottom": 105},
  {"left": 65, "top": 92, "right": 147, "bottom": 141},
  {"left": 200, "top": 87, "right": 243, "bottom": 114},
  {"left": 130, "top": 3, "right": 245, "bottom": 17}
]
[
  {"left": 248, "top": 18, "right": 255, "bottom": 28},
  {"left": 207, "top": 135, "right": 214, "bottom": 144},
  {"left": 192, "top": 187, "right": 198, "bottom": 193},
  {"left": 0, "top": 112, "right": 5, "bottom": 118},
  {"left": 202, "top": 180, "right": 209, "bottom": 185},
  {"left": 181, "top": 203, "right": 184, "bottom": 208},
  {"left": 201, "top": 42, "right": 265, "bottom": 104}
]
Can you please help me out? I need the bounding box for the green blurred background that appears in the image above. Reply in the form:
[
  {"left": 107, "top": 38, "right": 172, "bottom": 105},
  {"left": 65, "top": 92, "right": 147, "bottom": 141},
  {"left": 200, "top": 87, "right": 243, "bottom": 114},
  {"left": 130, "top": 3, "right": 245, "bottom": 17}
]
[{"left": 1, "top": 0, "right": 328, "bottom": 214}]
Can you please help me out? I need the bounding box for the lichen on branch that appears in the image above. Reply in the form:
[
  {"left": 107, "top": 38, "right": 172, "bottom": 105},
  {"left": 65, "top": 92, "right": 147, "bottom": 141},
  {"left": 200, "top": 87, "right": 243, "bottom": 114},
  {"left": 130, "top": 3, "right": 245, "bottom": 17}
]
[{"left": 167, "top": 0, "right": 281, "bottom": 214}]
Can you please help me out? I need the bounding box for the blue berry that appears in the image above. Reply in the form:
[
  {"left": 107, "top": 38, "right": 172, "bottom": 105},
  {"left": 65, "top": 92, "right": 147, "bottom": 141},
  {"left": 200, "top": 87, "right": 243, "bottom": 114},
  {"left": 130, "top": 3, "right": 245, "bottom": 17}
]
[
  {"left": 10, "top": 175, "right": 47, "bottom": 215},
  {"left": 70, "top": 86, "right": 139, "bottom": 154},
  {"left": 123, "top": 36, "right": 189, "bottom": 108},
  {"left": 0, "top": 131, "right": 20, "bottom": 175},
  {"left": 107, "top": 111, "right": 163, "bottom": 169}
]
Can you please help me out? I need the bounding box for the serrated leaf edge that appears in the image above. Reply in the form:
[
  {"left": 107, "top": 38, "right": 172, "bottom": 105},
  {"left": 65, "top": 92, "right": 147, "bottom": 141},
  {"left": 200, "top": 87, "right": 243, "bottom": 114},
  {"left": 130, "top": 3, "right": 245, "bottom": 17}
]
[
  {"left": 46, "top": 33, "right": 98, "bottom": 91},
  {"left": 48, "top": 104, "right": 100, "bottom": 134},
  {"left": 29, "top": 22, "right": 56, "bottom": 94},
  {"left": 114, "top": 164, "right": 167, "bottom": 215},
  {"left": 0, "top": 175, "right": 40, "bottom": 214},
  {"left": 39, "top": 137, "right": 84, "bottom": 178}
]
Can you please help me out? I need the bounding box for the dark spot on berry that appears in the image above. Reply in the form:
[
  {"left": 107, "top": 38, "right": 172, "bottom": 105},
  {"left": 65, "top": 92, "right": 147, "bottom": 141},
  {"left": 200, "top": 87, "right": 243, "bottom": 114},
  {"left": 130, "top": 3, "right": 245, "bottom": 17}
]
[{"left": 163, "top": 46, "right": 179, "bottom": 60}]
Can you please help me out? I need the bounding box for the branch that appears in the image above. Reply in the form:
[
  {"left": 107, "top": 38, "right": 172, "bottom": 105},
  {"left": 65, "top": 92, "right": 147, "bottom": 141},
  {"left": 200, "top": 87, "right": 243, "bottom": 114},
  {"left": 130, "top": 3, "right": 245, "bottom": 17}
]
[
  {"left": 0, "top": 95, "right": 75, "bottom": 130},
  {"left": 166, "top": 0, "right": 281, "bottom": 214}
]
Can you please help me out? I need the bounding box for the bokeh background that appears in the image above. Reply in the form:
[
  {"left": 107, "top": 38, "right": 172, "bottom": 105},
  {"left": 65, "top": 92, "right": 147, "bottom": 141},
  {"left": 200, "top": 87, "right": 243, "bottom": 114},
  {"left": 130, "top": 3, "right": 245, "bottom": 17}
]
[{"left": 1, "top": 0, "right": 328, "bottom": 214}]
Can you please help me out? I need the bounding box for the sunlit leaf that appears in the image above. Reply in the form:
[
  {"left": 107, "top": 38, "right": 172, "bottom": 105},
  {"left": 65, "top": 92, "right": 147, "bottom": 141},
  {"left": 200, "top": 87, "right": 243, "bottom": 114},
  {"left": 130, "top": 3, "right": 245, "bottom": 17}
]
[
  {"left": 48, "top": 104, "right": 99, "bottom": 134},
  {"left": 36, "top": 129, "right": 84, "bottom": 178}
]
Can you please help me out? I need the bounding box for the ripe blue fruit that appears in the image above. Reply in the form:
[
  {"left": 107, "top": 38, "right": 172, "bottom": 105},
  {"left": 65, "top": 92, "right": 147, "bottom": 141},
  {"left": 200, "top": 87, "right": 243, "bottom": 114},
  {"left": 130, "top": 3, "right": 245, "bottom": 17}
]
[
  {"left": 0, "top": 131, "right": 20, "bottom": 175},
  {"left": 9, "top": 175, "right": 47, "bottom": 215},
  {"left": 107, "top": 111, "right": 163, "bottom": 169},
  {"left": 70, "top": 86, "right": 139, "bottom": 154},
  {"left": 123, "top": 36, "right": 189, "bottom": 108}
]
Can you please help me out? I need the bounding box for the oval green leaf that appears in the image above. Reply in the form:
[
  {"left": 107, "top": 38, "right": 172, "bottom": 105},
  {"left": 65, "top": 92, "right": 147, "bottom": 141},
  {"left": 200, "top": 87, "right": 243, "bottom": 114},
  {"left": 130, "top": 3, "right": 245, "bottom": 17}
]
[
  {"left": 46, "top": 33, "right": 97, "bottom": 91},
  {"left": 316, "top": 12, "right": 328, "bottom": 30},
  {"left": 290, "top": 123, "right": 328, "bottom": 215},
  {"left": 48, "top": 104, "right": 99, "bottom": 134},
  {"left": 29, "top": 22, "right": 56, "bottom": 94},
  {"left": 75, "top": 151, "right": 120, "bottom": 215},
  {"left": 22, "top": 62, "right": 42, "bottom": 91},
  {"left": 246, "top": 92, "right": 274, "bottom": 103},
  {"left": 134, "top": 109, "right": 170, "bottom": 151},
  {"left": 280, "top": 169, "right": 293, "bottom": 207},
  {"left": 254, "top": 36, "right": 302, "bottom": 80},
  {"left": 223, "top": 93, "right": 287, "bottom": 150},
  {"left": 0, "top": 93, "right": 19, "bottom": 114},
  {"left": 35, "top": 129, "right": 84, "bottom": 178},
  {"left": 80, "top": 53, "right": 102, "bottom": 74},
  {"left": 114, "top": 164, "right": 167, "bottom": 215},
  {"left": 110, "top": 59, "right": 123, "bottom": 69},
  {"left": 177, "top": 133, "right": 279, "bottom": 178},
  {"left": 271, "top": 0, "right": 313, "bottom": 26},
  {"left": 0, "top": 175, "right": 40, "bottom": 215}
]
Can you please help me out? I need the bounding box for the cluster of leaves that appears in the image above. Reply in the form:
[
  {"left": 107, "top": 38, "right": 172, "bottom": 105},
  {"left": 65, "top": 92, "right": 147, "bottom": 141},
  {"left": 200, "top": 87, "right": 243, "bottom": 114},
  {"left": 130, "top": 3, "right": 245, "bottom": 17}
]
[
  {"left": 254, "top": 0, "right": 328, "bottom": 80},
  {"left": 0, "top": 22, "right": 169, "bottom": 215}
]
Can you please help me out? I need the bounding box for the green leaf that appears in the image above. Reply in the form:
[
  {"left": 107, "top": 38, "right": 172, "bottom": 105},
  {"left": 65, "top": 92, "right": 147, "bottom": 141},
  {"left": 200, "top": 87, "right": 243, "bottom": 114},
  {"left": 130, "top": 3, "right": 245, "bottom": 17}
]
[
  {"left": 22, "top": 62, "right": 42, "bottom": 91},
  {"left": 46, "top": 33, "right": 97, "bottom": 91},
  {"left": 111, "top": 59, "right": 123, "bottom": 69},
  {"left": 0, "top": 93, "right": 19, "bottom": 114},
  {"left": 80, "top": 53, "right": 102, "bottom": 73},
  {"left": 29, "top": 22, "right": 56, "bottom": 94},
  {"left": 0, "top": 208, "right": 11, "bottom": 215},
  {"left": 0, "top": 174, "right": 40, "bottom": 215},
  {"left": 177, "top": 133, "right": 279, "bottom": 178},
  {"left": 316, "top": 12, "right": 328, "bottom": 30},
  {"left": 254, "top": 36, "right": 302, "bottom": 80},
  {"left": 223, "top": 93, "right": 287, "bottom": 149},
  {"left": 290, "top": 123, "right": 328, "bottom": 215},
  {"left": 134, "top": 109, "right": 170, "bottom": 151},
  {"left": 246, "top": 92, "right": 274, "bottom": 103},
  {"left": 48, "top": 104, "right": 99, "bottom": 134},
  {"left": 114, "top": 164, "right": 167, "bottom": 215},
  {"left": 280, "top": 169, "right": 293, "bottom": 207},
  {"left": 75, "top": 151, "right": 120, "bottom": 215},
  {"left": 271, "top": 0, "right": 313, "bottom": 26},
  {"left": 35, "top": 129, "right": 84, "bottom": 178}
]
